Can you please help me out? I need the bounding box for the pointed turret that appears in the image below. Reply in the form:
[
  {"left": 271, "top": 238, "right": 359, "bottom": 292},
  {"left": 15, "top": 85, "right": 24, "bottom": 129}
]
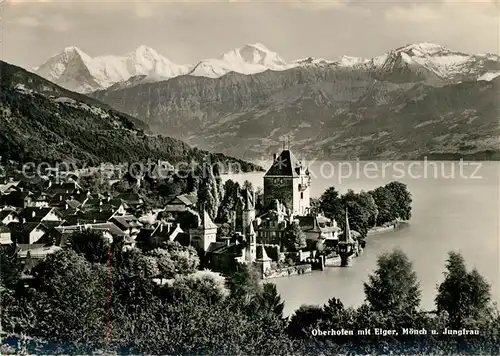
[
  {"left": 338, "top": 209, "right": 356, "bottom": 267},
  {"left": 248, "top": 220, "right": 256, "bottom": 237},
  {"left": 245, "top": 219, "right": 257, "bottom": 263},
  {"left": 344, "top": 209, "right": 350, "bottom": 240}
]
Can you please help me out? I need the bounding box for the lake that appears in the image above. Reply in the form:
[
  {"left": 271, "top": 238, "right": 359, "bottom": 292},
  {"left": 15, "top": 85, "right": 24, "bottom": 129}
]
[{"left": 223, "top": 160, "right": 500, "bottom": 316}]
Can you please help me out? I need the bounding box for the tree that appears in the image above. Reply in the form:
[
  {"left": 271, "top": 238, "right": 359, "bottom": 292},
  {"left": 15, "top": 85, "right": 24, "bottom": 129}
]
[
  {"left": 319, "top": 186, "right": 343, "bottom": 220},
  {"left": 29, "top": 250, "right": 108, "bottom": 345},
  {"left": 255, "top": 283, "right": 285, "bottom": 319},
  {"left": 364, "top": 249, "right": 421, "bottom": 314},
  {"left": 217, "top": 179, "right": 240, "bottom": 223},
  {"left": 288, "top": 305, "right": 325, "bottom": 338},
  {"left": 309, "top": 198, "right": 321, "bottom": 215},
  {"left": 196, "top": 159, "right": 222, "bottom": 220},
  {"left": 385, "top": 181, "right": 412, "bottom": 221},
  {"left": 226, "top": 263, "right": 262, "bottom": 305},
  {"left": 67, "top": 229, "right": 112, "bottom": 264},
  {"left": 217, "top": 222, "right": 231, "bottom": 238},
  {"left": 436, "top": 252, "right": 491, "bottom": 328},
  {"left": 369, "top": 186, "right": 398, "bottom": 225},
  {"left": 177, "top": 209, "right": 199, "bottom": 230},
  {"left": 358, "top": 191, "right": 378, "bottom": 227},
  {"left": 283, "top": 222, "right": 307, "bottom": 251},
  {"left": 242, "top": 180, "right": 254, "bottom": 193},
  {"left": 146, "top": 242, "right": 199, "bottom": 279},
  {"left": 0, "top": 244, "right": 22, "bottom": 289}
]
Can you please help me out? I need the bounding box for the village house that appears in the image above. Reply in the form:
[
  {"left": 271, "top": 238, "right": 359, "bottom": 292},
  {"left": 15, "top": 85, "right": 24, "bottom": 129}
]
[
  {"left": 296, "top": 214, "right": 339, "bottom": 249},
  {"left": 30, "top": 192, "right": 51, "bottom": 208},
  {"left": 0, "top": 209, "right": 21, "bottom": 225},
  {"left": 0, "top": 179, "right": 21, "bottom": 194},
  {"left": 0, "top": 225, "right": 12, "bottom": 244},
  {"left": 52, "top": 222, "right": 127, "bottom": 247},
  {"left": 10, "top": 220, "right": 65, "bottom": 245},
  {"left": 20, "top": 207, "right": 63, "bottom": 223},
  {"left": 0, "top": 190, "right": 34, "bottom": 208},
  {"left": 136, "top": 222, "right": 190, "bottom": 250},
  {"left": 46, "top": 181, "right": 82, "bottom": 196}
]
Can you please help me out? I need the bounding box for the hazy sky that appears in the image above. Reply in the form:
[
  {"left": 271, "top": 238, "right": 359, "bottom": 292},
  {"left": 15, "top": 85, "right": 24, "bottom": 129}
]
[{"left": 3, "top": 0, "right": 499, "bottom": 69}]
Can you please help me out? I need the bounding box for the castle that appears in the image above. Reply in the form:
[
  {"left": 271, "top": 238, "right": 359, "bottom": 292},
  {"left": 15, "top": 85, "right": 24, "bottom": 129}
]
[{"left": 228, "top": 145, "right": 339, "bottom": 270}]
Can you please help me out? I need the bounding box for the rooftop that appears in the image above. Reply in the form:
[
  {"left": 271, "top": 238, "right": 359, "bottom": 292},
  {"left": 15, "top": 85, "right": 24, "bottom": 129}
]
[{"left": 264, "top": 150, "right": 301, "bottom": 177}]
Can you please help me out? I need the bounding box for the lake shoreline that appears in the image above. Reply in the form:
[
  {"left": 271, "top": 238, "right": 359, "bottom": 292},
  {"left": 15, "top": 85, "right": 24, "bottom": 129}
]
[{"left": 367, "top": 221, "right": 408, "bottom": 236}]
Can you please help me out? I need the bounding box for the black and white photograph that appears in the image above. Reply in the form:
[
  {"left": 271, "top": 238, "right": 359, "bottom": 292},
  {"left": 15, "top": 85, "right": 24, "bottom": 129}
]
[{"left": 0, "top": 0, "right": 499, "bottom": 354}]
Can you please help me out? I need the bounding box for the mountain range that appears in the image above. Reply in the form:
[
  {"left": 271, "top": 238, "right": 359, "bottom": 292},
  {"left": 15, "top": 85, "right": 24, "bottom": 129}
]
[
  {"left": 0, "top": 61, "right": 260, "bottom": 172},
  {"left": 22, "top": 42, "right": 500, "bottom": 161},
  {"left": 83, "top": 42, "right": 499, "bottom": 161},
  {"left": 34, "top": 42, "right": 500, "bottom": 93}
]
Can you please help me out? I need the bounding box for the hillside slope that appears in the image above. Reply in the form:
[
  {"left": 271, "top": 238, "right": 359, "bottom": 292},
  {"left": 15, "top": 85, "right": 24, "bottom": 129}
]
[
  {"left": 0, "top": 61, "right": 259, "bottom": 172},
  {"left": 93, "top": 66, "right": 500, "bottom": 160}
]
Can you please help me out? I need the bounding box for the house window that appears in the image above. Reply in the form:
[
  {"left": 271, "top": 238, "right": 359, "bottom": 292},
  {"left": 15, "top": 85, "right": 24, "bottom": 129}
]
[
  {"left": 280, "top": 178, "right": 284, "bottom": 183},
  {"left": 301, "top": 192, "right": 304, "bottom": 199},
  {"left": 273, "top": 178, "right": 278, "bottom": 184}
]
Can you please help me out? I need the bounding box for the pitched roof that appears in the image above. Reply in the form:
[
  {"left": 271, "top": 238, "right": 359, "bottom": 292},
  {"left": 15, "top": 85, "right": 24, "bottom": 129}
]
[
  {"left": 264, "top": 150, "right": 301, "bottom": 177},
  {"left": 0, "top": 210, "right": 16, "bottom": 221},
  {"left": 55, "top": 222, "right": 126, "bottom": 237},
  {"left": 206, "top": 241, "right": 242, "bottom": 254},
  {"left": 201, "top": 210, "right": 217, "bottom": 230},
  {"left": 248, "top": 220, "right": 256, "bottom": 236},
  {"left": 339, "top": 210, "right": 355, "bottom": 244},
  {"left": 297, "top": 216, "right": 338, "bottom": 234},
  {"left": 21, "top": 207, "right": 56, "bottom": 222},
  {"left": 117, "top": 193, "right": 143, "bottom": 204},
  {"left": 110, "top": 214, "right": 141, "bottom": 230},
  {"left": 0, "top": 181, "right": 20, "bottom": 193},
  {"left": 39, "top": 220, "right": 64, "bottom": 230},
  {"left": 177, "top": 193, "right": 197, "bottom": 206},
  {"left": 46, "top": 182, "right": 81, "bottom": 194}
]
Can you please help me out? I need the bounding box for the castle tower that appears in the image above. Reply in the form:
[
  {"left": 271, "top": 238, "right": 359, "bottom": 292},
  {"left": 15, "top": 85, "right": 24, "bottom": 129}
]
[{"left": 263, "top": 148, "right": 311, "bottom": 216}]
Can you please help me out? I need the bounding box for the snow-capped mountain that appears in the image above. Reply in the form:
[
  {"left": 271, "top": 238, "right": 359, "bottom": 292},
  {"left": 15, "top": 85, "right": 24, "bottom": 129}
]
[
  {"left": 363, "top": 42, "right": 500, "bottom": 83},
  {"left": 34, "top": 45, "right": 191, "bottom": 93},
  {"left": 35, "top": 42, "right": 500, "bottom": 93},
  {"left": 188, "top": 43, "right": 290, "bottom": 78},
  {"left": 292, "top": 43, "right": 499, "bottom": 83}
]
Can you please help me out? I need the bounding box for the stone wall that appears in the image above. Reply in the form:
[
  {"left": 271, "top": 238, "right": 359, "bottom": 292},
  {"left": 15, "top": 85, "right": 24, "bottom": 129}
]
[
  {"left": 324, "top": 256, "right": 341, "bottom": 267},
  {"left": 263, "top": 264, "right": 312, "bottom": 279}
]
